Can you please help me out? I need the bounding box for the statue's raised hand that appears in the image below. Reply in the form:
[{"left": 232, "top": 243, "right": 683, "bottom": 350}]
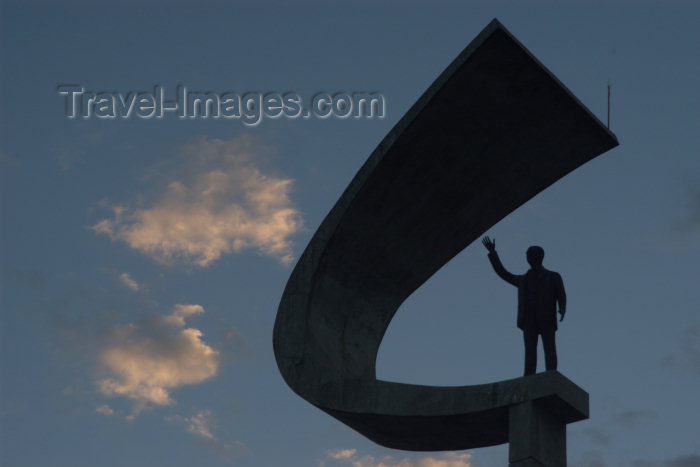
[{"left": 481, "top": 236, "right": 496, "bottom": 253}]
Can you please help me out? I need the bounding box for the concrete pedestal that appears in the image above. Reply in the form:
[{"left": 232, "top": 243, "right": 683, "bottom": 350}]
[{"left": 509, "top": 399, "right": 567, "bottom": 466}]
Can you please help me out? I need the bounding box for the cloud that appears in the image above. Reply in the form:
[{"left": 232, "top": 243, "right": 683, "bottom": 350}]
[
  {"left": 633, "top": 454, "right": 700, "bottom": 467},
  {"left": 166, "top": 409, "right": 245, "bottom": 460},
  {"left": 611, "top": 409, "right": 657, "bottom": 429},
  {"left": 161, "top": 304, "right": 204, "bottom": 327},
  {"left": 571, "top": 450, "right": 607, "bottom": 467},
  {"left": 117, "top": 272, "right": 140, "bottom": 291},
  {"left": 95, "top": 404, "right": 115, "bottom": 416},
  {"left": 661, "top": 324, "right": 700, "bottom": 376},
  {"left": 324, "top": 449, "right": 472, "bottom": 467},
  {"left": 185, "top": 409, "right": 216, "bottom": 440},
  {"left": 95, "top": 304, "right": 219, "bottom": 417},
  {"left": 582, "top": 427, "right": 613, "bottom": 446},
  {"left": 91, "top": 135, "right": 302, "bottom": 266},
  {"left": 329, "top": 449, "right": 357, "bottom": 460}
]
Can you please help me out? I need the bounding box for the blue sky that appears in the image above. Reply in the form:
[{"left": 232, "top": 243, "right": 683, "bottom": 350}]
[{"left": 1, "top": 1, "right": 699, "bottom": 466}]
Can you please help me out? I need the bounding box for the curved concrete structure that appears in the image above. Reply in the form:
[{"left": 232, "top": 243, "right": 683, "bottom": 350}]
[{"left": 273, "top": 19, "right": 618, "bottom": 452}]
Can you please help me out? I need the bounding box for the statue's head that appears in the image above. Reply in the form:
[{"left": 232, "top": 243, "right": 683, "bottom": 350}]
[{"left": 526, "top": 246, "right": 545, "bottom": 268}]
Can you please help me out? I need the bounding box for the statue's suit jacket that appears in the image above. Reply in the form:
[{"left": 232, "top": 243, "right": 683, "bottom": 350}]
[{"left": 487, "top": 251, "right": 566, "bottom": 331}]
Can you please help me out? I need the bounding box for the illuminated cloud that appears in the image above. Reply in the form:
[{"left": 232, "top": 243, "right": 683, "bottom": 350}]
[
  {"left": 95, "top": 304, "right": 219, "bottom": 417},
  {"left": 324, "top": 449, "right": 472, "bottom": 467},
  {"left": 117, "top": 272, "right": 140, "bottom": 291},
  {"left": 92, "top": 135, "right": 302, "bottom": 266},
  {"left": 166, "top": 409, "right": 245, "bottom": 458},
  {"left": 161, "top": 304, "right": 204, "bottom": 327},
  {"left": 165, "top": 411, "right": 216, "bottom": 439},
  {"left": 328, "top": 449, "right": 357, "bottom": 460},
  {"left": 185, "top": 409, "right": 216, "bottom": 440},
  {"left": 95, "top": 405, "right": 115, "bottom": 416}
]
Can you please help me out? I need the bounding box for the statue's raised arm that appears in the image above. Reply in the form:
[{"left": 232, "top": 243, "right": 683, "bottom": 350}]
[{"left": 483, "top": 236, "right": 519, "bottom": 286}]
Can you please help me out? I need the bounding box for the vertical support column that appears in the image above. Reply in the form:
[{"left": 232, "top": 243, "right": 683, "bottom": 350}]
[{"left": 509, "top": 399, "right": 566, "bottom": 467}]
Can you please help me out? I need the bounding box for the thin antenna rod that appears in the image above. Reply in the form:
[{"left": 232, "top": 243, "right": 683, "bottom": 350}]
[{"left": 607, "top": 81, "right": 611, "bottom": 129}]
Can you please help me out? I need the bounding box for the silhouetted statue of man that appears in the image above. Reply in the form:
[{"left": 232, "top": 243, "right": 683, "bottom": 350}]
[{"left": 481, "top": 236, "right": 566, "bottom": 376}]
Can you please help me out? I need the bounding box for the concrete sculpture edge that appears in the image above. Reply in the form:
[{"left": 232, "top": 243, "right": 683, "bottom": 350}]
[{"left": 273, "top": 18, "right": 618, "bottom": 458}]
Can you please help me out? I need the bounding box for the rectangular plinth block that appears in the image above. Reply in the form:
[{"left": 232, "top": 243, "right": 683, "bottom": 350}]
[{"left": 509, "top": 398, "right": 568, "bottom": 466}]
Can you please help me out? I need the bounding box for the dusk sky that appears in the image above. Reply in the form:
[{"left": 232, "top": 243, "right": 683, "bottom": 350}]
[{"left": 1, "top": 1, "right": 699, "bottom": 466}]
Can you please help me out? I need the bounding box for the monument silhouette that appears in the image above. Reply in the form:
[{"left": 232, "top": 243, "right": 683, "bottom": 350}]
[
  {"left": 274, "top": 18, "right": 618, "bottom": 466},
  {"left": 483, "top": 236, "right": 567, "bottom": 376}
]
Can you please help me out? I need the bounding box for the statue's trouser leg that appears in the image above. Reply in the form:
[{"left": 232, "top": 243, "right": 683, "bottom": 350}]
[
  {"left": 541, "top": 329, "right": 557, "bottom": 371},
  {"left": 523, "top": 328, "right": 538, "bottom": 375}
]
